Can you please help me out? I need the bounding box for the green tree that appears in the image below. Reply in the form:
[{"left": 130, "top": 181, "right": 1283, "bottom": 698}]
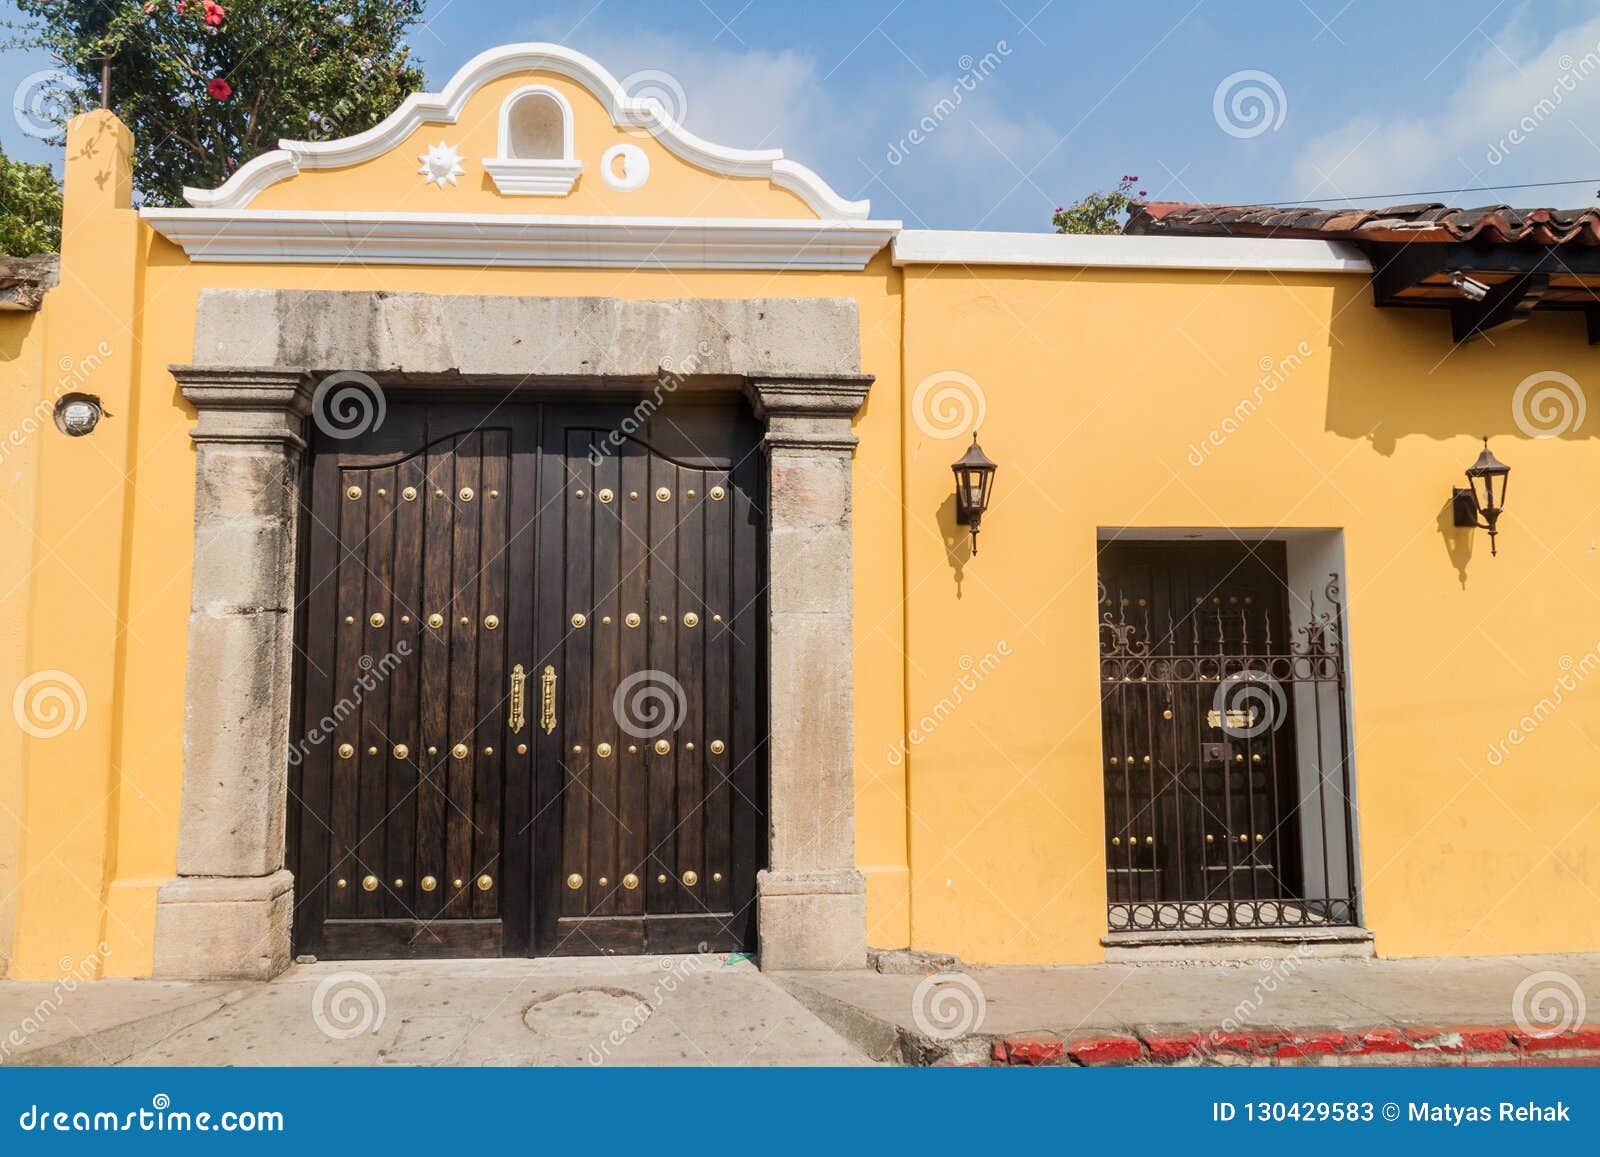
[
  {"left": 1052, "top": 175, "right": 1145, "bottom": 235},
  {"left": 0, "top": 149, "right": 63, "bottom": 254},
  {"left": 10, "top": 0, "right": 426, "bottom": 206}
]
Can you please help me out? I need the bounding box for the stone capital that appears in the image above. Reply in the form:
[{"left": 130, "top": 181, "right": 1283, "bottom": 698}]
[
  {"left": 173, "top": 365, "right": 313, "bottom": 449},
  {"left": 743, "top": 374, "right": 874, "bottom": 418},
  {"left": 743, "top": 375, "right": 873, "bottom": 451}
]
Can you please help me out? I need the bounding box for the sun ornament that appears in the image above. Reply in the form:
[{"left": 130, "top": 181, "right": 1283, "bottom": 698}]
[{"left": 418, "top": 142, "right": 465, "bottom": 188}]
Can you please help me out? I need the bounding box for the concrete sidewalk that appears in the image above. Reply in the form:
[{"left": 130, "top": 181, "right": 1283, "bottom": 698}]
[
  {"left": 0, "top": 955, "right": 872, "bottom": 1067},
  {"left": 2, "top": 951, "right": 1596, "bottom": 1067},
  {"left": 775, "top": 951, "right": 1600, "bottom": 1066}
]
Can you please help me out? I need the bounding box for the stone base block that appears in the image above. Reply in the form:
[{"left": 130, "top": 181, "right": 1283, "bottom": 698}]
[
  {"left": 152, "top": 870, "right": 293, "bottom": 980},
  {"left": 757, "top": 868, "right": 867, "bottom": 970}
]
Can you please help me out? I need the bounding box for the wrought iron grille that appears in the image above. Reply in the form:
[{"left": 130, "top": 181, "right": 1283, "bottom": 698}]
[{"left": 1098, "top": 546, "right": 1357, "bottom": 933}]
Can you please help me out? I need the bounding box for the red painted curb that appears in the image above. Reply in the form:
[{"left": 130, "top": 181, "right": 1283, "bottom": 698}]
[{"left": 973, "top": 1024, "right": 1600, "bottom": 1067}]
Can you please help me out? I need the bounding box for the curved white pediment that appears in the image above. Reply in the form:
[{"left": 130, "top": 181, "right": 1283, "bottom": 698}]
[{"left": 183, "top": 42, "right": 871, "bottom": 220}]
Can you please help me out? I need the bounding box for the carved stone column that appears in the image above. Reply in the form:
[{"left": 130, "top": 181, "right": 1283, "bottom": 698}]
[
  {"left": 152, "top": 366, "right": 312, "bottom": 980},
  {"left": 744, "top": 374, "right": 873, "bottom": 970}
]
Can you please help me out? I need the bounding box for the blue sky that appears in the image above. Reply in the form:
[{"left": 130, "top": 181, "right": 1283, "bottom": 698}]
[{"left": 7, "top": 0, "right": 1600, "bottom": 229}]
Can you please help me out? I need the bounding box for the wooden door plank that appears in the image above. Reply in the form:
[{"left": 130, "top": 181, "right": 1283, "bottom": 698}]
[
  {"left": 616, "top": 442, "right": 650, "bottom": 917},
  {"left": 560, "top": 432, "right": 593, "bottom": 922},
  {"left": 444, "top": 435, "right": 482, "bottom": 919},
  {"left": 293, "top": 449, "right": 343, "bottom": 948},
  {"left": 501, "top": 409, "right": 539, "bottom": 954},
  {"left": 588, "top": 440, "right": 622, "bottom": 917},
  {"left": 385, "top": 452, "right": 425, "bottom": 920},
  {"left": 702, "top": 464, "right": 733, "bottom": 913},
  {"left": 472, "top": 430, "right": 509, "bottom": 919},
  {"left": 676, "top": 465, "right": 706, "bottom": 912},
  {"left": 532, "top": 407, "right": 567, "bottom": 953},
  {"left": 414, "top": 436, "right": 455, "bottom": 921},
  {"left": 645, "top": 453, "right": 679, "bottom": 913},
  {"left": 329, "top": 464, "right": 369, "bottom": 918}
]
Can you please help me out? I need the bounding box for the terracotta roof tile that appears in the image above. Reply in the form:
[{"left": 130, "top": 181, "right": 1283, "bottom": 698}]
[{"left": 1125, "top": 202, "right": 1600, "bottom": 246}]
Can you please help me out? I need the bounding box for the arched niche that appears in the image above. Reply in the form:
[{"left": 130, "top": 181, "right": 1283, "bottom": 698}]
[{"left": 484, "top": 83, "right": 583, "bottom": 195}]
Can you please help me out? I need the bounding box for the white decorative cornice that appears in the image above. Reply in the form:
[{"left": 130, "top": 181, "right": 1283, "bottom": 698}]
[
  {"left": 893, "top": 230, "right": 1372, "bottom": 273},
  {"left": 182, "top": 42, "right": 870, "bottom": 220},
  {"left": 140, "top": 209, "right": 900, "bottom": 270}
]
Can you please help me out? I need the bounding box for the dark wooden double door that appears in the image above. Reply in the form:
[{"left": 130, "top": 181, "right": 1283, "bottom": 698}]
[
  {"left": 291, "top": 400, "right": 766, "bottom": 959},
  {"left": 1097, "top": 541, "right": 1304, "bottom": 921}
]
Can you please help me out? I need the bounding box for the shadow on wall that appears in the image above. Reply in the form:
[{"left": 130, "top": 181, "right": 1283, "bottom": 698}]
[
  {"left": 936, "top": 492, "right": 971, "bottom": 594},
  {"left": 1323, "top": 280, "right": 1598, "bottom": 587},
  {"left": 0, "top": 311, "right": 40, "bottom": 365}
]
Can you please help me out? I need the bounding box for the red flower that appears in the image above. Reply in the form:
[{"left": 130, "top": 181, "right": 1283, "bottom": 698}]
[
  {"left": 207, "top": 77, "right": 232, "bottom": 101},
  {"left": 203, "top": 0, "right": 225, "bottom": 25}
]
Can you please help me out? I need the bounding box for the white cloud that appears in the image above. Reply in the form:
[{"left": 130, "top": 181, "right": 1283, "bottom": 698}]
[
  {"left": 1290, "top": 14, "right": 1600, "bottom": 203},
  {"left": 522, "top": 23, "right": 860, "bottom": 180},
  {"left": 517, "top": 17, "right": 1054, "bottom": 227}
]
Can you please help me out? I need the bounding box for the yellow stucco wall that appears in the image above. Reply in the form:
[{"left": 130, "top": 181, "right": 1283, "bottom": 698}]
[
  {"left": 899, "top": 264, "right": 1600, "bottom": 962},
  {"left": 0, "top": 303, "right": 50, "bottom": 976},
  {"left": 7, "top": 62, "right": 1600, "bottom": 977}
]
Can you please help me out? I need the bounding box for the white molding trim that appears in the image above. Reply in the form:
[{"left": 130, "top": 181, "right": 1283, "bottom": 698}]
[
  {"left": 183, "top": 42, "right": 870, "bottom": 220},
  {"left": 892, "top": 230, "right": 1373, "bottom": 273},
  {"left": 140, "top": 209, "right": 900, "bottom": 270},
  {"left": 483, "top": 157, "right": 584, "bottom": 196}
]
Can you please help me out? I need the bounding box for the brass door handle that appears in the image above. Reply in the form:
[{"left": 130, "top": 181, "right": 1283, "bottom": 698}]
[
  {"left": 540, "top": 664, "right": 557, "bottom": 734},
  {"left": 509, "top": 664, "right": 526, "bottom": 733}
]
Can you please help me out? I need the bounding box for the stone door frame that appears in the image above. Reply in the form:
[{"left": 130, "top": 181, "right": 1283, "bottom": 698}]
[{"left": 154, "top": 291, "right": 871, "bottom": 979}]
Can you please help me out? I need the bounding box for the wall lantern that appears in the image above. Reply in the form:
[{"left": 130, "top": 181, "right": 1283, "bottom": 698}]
[
  {"left": 952, "top": 433, "right": 998, "bottom": 554},
  {"left": 53, "top": 393, "right": 105, "bottom": 437},
  {"left": 1451, "top": 437, "right": 1510, "bottom": 556}
]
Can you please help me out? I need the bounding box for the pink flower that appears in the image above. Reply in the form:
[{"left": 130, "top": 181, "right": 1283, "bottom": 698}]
[
  {"left": 203, "top": 0, "right": 225, "bottom": 25},
  {"left": 207, "top": 76, "right": 232, "bottom": 101}
]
